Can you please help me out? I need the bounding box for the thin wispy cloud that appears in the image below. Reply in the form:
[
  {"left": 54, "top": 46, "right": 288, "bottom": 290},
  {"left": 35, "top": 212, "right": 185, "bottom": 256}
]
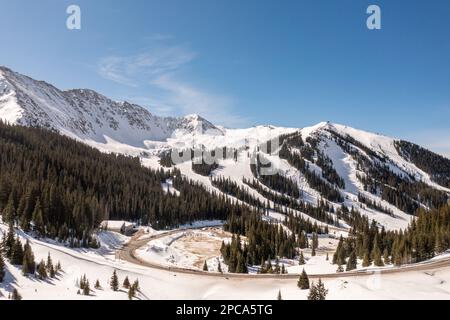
[
  {"left": 98, "top": 56, "right": 137, "bottom": 87},
  {"left": 97, "top": 41, "right": 246, "bottom": 127},
  {"left": 405, "top": 129, "right": 450, "bottom": 159}
]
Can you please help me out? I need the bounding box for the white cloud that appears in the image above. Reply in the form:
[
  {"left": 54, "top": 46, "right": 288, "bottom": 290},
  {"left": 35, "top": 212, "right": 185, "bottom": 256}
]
[
  {"left": 98, "top": 56, "right": 137, "bottom": 87},
  {"left": 151, "top": 74, "right": 247, "bottom": 127},
  {"left": 97, "top": 43, "right": 245, "bottom": 127}
]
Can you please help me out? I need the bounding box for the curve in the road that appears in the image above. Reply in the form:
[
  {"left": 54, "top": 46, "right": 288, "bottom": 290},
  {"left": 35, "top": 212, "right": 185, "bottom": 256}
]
[{"left": 118, "top": 228, "right": 450, "bottom": 280}]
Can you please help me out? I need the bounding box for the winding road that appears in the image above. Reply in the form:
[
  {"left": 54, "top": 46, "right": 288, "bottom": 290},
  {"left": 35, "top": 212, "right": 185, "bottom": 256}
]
[{"left": 117, "top": 228, "right": 450, "bottom": 280}]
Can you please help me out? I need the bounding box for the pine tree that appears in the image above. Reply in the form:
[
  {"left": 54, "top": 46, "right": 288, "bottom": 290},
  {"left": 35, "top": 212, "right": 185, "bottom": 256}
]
[
  {"left": 83, "top": 280, "right": 90, "bottom": 296},
  {"left": 372, "top": 243, "right": 384, "bottom": 267},
  {"left": 56, "top": 261, "right": 62, "bottom": 272},
  {"left": 11, "top": 237, "right": 24, "bottom": 265},
  {"left": 11, "top": 288, "right": 22, "bottom": 300},
  {"left": 128, "top": 286, "right": 136, "bottom": 300},
  {"left": 311, "top": 245, "right": 316, "bottom": 257},
  {"left": 4, "top": 222, "right": 15, "bottom": 258},
  {"left": 203, "top": 260, "right": 208, "bottom": 271},
  {"left": 299, "top": 251, "right": 305, "bottom": 265},
  {"left": 80, "top": 274, "right": 88, "bottom": 290},
  {"left": 217, "top": 261, "right": 222, "bottom": 273},
  {"left": 3, "top": 192, "right": 17, "bottom": 224},
  {"left": 32, "top": 199, "right": 45, "bottom": 236},
  {"left": 123, "top": 276, "right": 130, "bottom": 289},
  {"left": 297, "top": 269, "right": 310, "bottom": 290},
  {"left": 326, "top": 252, "right": 329, "bottom": 261},
  {"left": 383, "top": 248, "right": 390, "bottom": 265},
  {"left": 277, "top": 290, "right": 282, "bottom": 300},
  {"left": 307, "top": 279, "right": 328, "bottom": 300},
  {"left": 0, "top": 253, "right": 5, "bottom": 282},
  {"left": 132, "top": 279, "right": 140, "bottom": 292},
  {"left": 22, "top": 240, "right": 35, "bottom": 275},
  {"left": 110, "top": 270, "right": 119, "bottom": 291},
  {"left": 95, "top": 279, "right": 101, "bottom": 289},
  {"left": 37, "top": 259, "right": 47, "bottom": 280},
  {"left": 362, "top": 252, "right": 371, "bottom": 267},
  {"left": 346, "top": 251, "right": 357, "bottom": 271},
  {"left": 46, "top": 253, "right": 53, "bottom": 274}
]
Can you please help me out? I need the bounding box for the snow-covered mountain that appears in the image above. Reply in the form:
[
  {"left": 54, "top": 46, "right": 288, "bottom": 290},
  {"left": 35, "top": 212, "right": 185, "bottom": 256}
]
[
  {"left": 1, "top": 66, "right": 449, "bottom": 230},
  {"left": 0, "top": 66, "right": 222, "bottom": 148}
]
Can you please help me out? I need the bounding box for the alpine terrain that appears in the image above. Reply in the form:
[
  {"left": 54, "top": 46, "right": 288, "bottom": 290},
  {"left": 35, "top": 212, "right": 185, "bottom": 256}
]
[{"left": 0, "top": 66, "right": 450, "bottom": 300}]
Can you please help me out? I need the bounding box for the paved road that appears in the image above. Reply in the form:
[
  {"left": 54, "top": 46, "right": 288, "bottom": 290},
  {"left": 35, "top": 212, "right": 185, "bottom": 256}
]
[{"left": 118, "top": 228, "right": 450, "bottom": 280}]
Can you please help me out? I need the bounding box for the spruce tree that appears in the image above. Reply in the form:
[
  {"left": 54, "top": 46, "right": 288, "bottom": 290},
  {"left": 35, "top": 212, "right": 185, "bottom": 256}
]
[
  {"left": 362, "top": 252, "right": 371, "bottom": 267},
  {"left": 5, "top": 222, "right": 15, "bottom": 258},
  {"left": 0, "top": 253, "right": 5, "bottom": 282},
  {"left": 299, "top": 251, "right": 305, "bottom": 265},
  {"left": 46, "top": 253, "right": 53, "bottom": 273},
  {"left": 372, "top": 243, "right": 384, "bottom": 267},
  {"left": 110, "top": 270, "right": 119, "bottom": 291},
  {"left": 11, "top": 288, "right": 22, "bottom": 300},
  {"left": 217, "top": 261, "right": 222, "bottom": 273},
  {"left": 37, "top": 260, "right": 47, "bottom": 280},
  {"left": 297, "top": 269, "right": 310, "bottom": 290},
  {"left": 11, "top": 237, "right": 24, "bottom": 265},
  {"left": 3, "top": 192, "right": 16, "bottom": 224},
  {"left": 123, "top": 276, "right": 130, "bottom": 289},
  {"left": 95, "top": 279, "right": 101, "bottom": 289},
  {"left": 277, "top": 290, "right": 282, "bottom": 300},
  {"left": 22, "top": 240, "right": 35, "bottom": 275},
  {"left": 83, "top": 280, "right": 90, "bottom": 296},
  {"left": 203, "top": 260, "right": 208, "bottom": 271},
  {"left": 128, "top": 286, "right": 135, "bottom": 300},
  {"left": 32, "top": 199, "right": 45, "bottom": 236},
  {"left": 132, "top": 279, "right": 140, "bottom": 292},
  {"left": 346, "top": 251, "right": 357, "bottom": 271},
  {"left": 307, "top": 279, "right": 328, "bottom": 300},
  {"left": 383, "top": 248, "right": 390, "bottom": 265}
]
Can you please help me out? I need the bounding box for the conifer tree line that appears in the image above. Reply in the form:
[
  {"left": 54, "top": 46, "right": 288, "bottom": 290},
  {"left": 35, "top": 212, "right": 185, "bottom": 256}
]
[
  {"left": 243, "top": 177, "right": 338, "bottom": 225},
  {"left": 330, "top": 130, "right": 448, "bottom": 214},
  {"left": 357, "top": 193, "right": 394, "bottom": 216},
  {"left": 191, "top": 160, "right": 219, "bottom": 176},
  {"left": 278, "top": 143, "right": 343, "bottom": 203},
  {"left": 222, "top": 213, "right": 297, "bottom": 272},
  {"left": 250, "top": 153, "right": 300, "bottom": 198},
  {"left": 332, "top": 203, "right": 450, "bottom": 268},
  {"left": 221, "top": 211, "right": 328, "bottom": 273},
  {"left": 0, "top": 122, "right": 256, "bottom": 245},
  {"left": 0, "top": 224, "right": 61, "bottom": 279},
  {"left": 211, "top": 176, "right": 265, "bottom": 209},
  {"left": 279, "top": 132, "right": 345, "bottom": 189},
  {"left": 395, "top": 140, "right": 450, "bottom": 188}
]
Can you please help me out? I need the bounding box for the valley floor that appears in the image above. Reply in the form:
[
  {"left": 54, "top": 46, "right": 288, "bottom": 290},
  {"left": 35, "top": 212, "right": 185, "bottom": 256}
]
[{"left": 1, "top": 222, "right": 450, "bottom": 300}]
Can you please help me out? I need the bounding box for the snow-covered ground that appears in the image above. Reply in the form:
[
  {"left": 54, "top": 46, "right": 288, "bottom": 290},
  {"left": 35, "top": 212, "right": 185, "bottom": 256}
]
[
  {"left": 2, "top": 222, "right": 450, "bottom": 300},
  {"left": 136, "top": 228, "right": 231, "bottom": 271}
]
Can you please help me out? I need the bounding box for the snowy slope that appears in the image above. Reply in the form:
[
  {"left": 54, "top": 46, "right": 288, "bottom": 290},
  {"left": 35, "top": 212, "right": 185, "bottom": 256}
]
[
  {"left": 0, "top": 66, "right": 222, "bottom": 148},
  {"left": 2, "top": 221, "right": 450, "bottom": 300},
  {"left": 0, "top": 66, "right": 449, "bottom": 231}
]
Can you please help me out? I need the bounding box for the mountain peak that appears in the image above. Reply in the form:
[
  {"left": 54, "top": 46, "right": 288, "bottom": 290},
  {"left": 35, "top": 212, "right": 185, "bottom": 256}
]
[{"left": 0, "top": 66, "right": 222, "bottom": 146}]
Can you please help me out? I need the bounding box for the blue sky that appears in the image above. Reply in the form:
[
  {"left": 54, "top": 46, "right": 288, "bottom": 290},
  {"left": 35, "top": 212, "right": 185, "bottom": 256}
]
[{"left": 0, "top": 0, "right": 449, "bottom": 155}]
